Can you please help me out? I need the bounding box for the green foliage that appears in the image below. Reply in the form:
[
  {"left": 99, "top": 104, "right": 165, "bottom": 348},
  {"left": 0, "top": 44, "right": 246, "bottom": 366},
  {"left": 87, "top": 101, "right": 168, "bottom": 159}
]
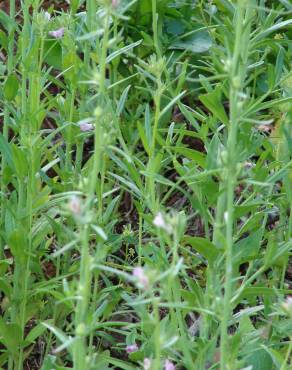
[{"left": 0, "top": 0, "right": 291, "bottom": 370}]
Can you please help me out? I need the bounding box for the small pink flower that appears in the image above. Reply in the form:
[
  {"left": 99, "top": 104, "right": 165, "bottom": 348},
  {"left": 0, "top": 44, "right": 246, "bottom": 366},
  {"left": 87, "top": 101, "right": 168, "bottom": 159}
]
[
  {"left": 126, "top": 343, "right": 138, "bottom": 353},
  {"left": 153, "top": 212, "right": 172, "bottom": 234},
  {"left": 79, "top": 122, "right": 94, "bottom": 132},
  {"left": 143, "top": 358, "right": 152, "bottom": 370},
  {"left": 133, "top": 267, "right": 149, "bottom": 290},
  {"left": 49, "top": 27, "right": 65, "bottom": 39},
  {"left": 68, "top": 195, "right": 81, "bottom": 215},
  {"left": 164, "top": 359, "right": 176, "bottom": 370},
  {"left": 112, "top": 0, "right": 119, "bottom": 8}
]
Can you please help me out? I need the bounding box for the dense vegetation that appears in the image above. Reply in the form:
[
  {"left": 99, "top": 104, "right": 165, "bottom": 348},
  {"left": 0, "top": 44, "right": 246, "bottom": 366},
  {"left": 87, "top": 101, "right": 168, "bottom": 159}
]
[{"left": 0, "top": 0, "right": 291, "bottom": 369}]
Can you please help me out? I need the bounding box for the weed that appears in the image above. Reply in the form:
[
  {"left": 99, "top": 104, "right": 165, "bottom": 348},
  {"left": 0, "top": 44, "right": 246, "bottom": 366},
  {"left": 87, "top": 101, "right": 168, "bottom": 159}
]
[{"left": 0, "top": 0, "right": 291, "bottom": 370}]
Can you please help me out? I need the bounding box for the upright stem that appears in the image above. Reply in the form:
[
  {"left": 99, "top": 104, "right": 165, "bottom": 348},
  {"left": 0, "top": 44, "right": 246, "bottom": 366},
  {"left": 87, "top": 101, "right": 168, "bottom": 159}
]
[
  {"left": 73, "top": 226, "right": 91, "bottom": 370},
  {"left": 65, "top": 88, "right": 76, "bottom": 174},
  {"left": 65, "top": 5, "right": 78, "bottom": 175},
  {"left": 138, "top": 213, "right": 143, "bottom": 265},
  {"left": 151, "top": 0, "right": 161, "bottom": 58},
  {"left": 220, "top": 3, "right": 251, "bottom": 369},
  {"left": 212, "top": 183, "right": 226, "bottom": 248},
  {"left": 151, "top": 86, "right": 162, "bottom": 155},
  {"left": 146, "top": 1, "right": 164, "bottom": 212},
  {"left": 11, "top": 2, "right": 30, "bottom": 369},
  {"left": 17, "top": 3, "right": 42, "bottom": 369},
  {"left": 73, "top": 7, "right": 111, "bottom": 370},
  {"left": 85, "top": 0, "right": 96, "bottom": 66},
  {"left": 1, "top": 0, "right": 15, "bottom": 252},
  {"left": 153, "top": 297, "right": 161, "bottom": 370},
  {"left": 20, "top": 1, "right": 29, "bottom": 138},
  {"left": 148, "top": 86, "right": 162, "bottom": 210},
  {"left": 99, "top": 8, "right": 110, "bottom": 96}
]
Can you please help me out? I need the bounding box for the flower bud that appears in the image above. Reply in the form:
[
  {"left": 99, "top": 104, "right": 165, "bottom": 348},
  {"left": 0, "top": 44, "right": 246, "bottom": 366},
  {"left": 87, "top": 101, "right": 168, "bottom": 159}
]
[
  {"left": 76, "top": 323, "right": 86, "bottom": 336},
  {"left": 94, "top": 106, "right": 103, "bottom": 117}
]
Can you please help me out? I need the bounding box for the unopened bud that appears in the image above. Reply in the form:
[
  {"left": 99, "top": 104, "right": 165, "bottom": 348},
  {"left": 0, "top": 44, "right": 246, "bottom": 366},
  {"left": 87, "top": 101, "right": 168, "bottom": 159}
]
[
  {"left": 76, "top": 323, "right": 86, "bottom": 336},
  {"left": 94, "top": 106, "right": 103, "bottom": 117}
]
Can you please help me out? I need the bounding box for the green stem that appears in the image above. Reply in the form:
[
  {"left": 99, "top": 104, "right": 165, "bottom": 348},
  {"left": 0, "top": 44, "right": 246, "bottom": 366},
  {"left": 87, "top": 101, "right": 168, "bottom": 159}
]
[
  {"left": 99, "top": 9, "right": 110, "bottom": 96},
  {"left": 73, "top": 7, "right": 111, "bottom": 369},
  {"left": 212, "top": 183, "right": 226, "bottom": 248},
  {"left": 112, "top": 18, "right": 118, "bottom": 99},
  {"left": 138, "top": 213, "right": 142, "bottom": 265},
  {"left": 75, "top": 141, "right": 84, "bottom": 183},
  {"left": 153, "top": 297, "right": 161, "bottom": 370},
  {"left": 147, "top": 85, "right": 162, "bottom": 211},
  {"left": 280, "top": 338, "right": 292, "bottom": 370},
  {"left": 1, "top": 0, "right": 15, "bottom": 253},
  {"left": 172, "top": 280, "right": 194, "bottom": 369},
  {"left": 151, "top": 87, "right": 161, "bottom": 155},
  {"left": 88, "top": 276, "right": 99, "bottom": 356},
  {"left": 20, "top": 0, "right": 29, "bottom": 139},
  {"left": 11, "top": 2, "right": 30, "bottom": 369},
  {"left": 17, "top": 4, "right": 44, "bottom": 368},
  {"left": 170, "top": 230, "right": 194, "bottom": 368},
  {"left": 73, "top": 226, "right": 91, "bottom": 370},
  {"left": 65, "top": 88, "right": 76, "bottom": 174},
  {"left": 220, "top": 3, "right": 250, "bottom": 369},
  {"left": 151, "top": 0, "right": 161, "bottom": 58},
  {"left": 85, "top": 0, "right": 96, "bottom": 66}
]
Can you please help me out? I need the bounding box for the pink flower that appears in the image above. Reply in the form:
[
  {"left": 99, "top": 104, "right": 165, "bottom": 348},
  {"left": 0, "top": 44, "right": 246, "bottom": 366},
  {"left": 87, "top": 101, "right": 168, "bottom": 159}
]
[
  {"left": 143, "top": 358, "right": 152, "bottom": 370},
  {"left": 68, "top": 195, "right": 81, "bottom": 215},
  {"left": 126, "top": 343, "right": 138, "bottom": 353},
  {"left": 79, "top": 122, "right": 94, "bottom": 132},
  {"left": 49, "top": 27, "right": 65, "bottom": 39},
  {"left": 112, "top": 0, "right": 119, "bottom": 8},
  {"left": 164, "top": 359, "right": 176, "bottom": 370},
  {"left": 132, "top": 267, "right": 149, "bottom": 290},
  {"left": 153, "top": 212, "right": 172, "bottom": 234}
]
